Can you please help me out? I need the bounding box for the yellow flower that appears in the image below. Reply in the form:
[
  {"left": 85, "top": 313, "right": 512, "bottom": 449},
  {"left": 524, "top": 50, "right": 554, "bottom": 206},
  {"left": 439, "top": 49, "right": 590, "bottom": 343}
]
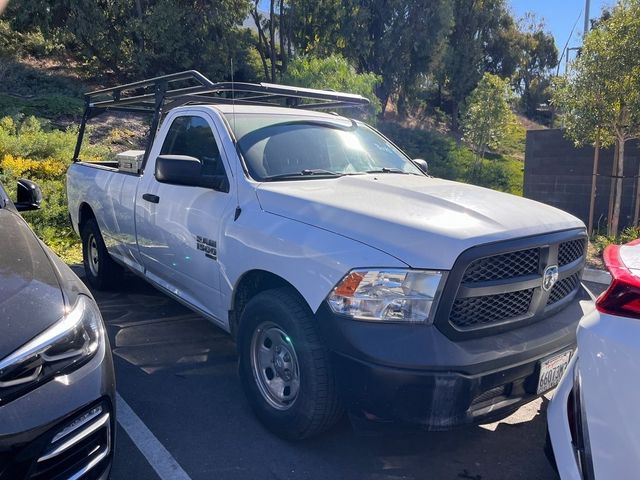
[{"left": 1, "top": 154, "right": 67, "bottom": 180}]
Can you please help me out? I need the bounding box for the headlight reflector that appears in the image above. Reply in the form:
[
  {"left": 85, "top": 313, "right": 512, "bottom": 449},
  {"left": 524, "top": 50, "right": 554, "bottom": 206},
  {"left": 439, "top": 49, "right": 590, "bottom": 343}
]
[
  {"left": 327, "top": 269, "right": 443, "bottom": 323},
  {"left": 0, "top": 295, "right": 104, "bottom": 404}
]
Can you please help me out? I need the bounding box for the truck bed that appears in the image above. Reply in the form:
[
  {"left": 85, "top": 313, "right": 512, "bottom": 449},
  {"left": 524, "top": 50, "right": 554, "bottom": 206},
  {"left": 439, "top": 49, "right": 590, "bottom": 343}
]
[{"left": 67, "top": 161, "right": 143, "bottom": 271}]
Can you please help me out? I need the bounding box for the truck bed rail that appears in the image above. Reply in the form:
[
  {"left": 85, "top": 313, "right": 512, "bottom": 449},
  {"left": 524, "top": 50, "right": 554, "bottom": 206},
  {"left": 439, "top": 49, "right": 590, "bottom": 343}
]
[{"left": 72, "top": 70, "right": 370, "bottom": 169}]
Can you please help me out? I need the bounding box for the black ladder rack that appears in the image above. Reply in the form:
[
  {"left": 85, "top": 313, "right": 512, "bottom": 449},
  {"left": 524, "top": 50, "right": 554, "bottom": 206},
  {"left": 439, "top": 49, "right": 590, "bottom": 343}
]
[{"left": 73, "top": 70, "right": 370, "bottom": 164}]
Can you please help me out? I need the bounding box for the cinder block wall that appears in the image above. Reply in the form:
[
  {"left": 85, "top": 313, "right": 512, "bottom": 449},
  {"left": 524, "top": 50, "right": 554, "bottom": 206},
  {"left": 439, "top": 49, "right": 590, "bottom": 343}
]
[{"left": 523, "top": 129, "right": 640, "bottom": 231}]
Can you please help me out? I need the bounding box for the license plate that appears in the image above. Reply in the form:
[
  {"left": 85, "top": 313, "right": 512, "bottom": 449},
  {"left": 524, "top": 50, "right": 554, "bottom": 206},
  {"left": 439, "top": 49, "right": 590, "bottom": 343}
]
[{"left": 537, "top": 350, "right": 572, "bottom": 394}]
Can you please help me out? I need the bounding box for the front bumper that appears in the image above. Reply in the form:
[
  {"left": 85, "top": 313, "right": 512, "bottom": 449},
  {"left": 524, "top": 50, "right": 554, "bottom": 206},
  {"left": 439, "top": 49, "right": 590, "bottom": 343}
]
[
  {"left": 317, "top": 286, "right": 593, "bottom": 430},
  {"left": 547, "top": 354, "right": 582, "bottom": 480},
  {"left": 0, "top": 335, "right": 115, "bottom": 479}
]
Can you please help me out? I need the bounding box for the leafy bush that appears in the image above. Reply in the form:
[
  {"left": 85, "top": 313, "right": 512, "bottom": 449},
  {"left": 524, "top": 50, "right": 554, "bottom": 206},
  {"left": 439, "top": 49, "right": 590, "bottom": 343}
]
[
  {"left": 500, "top": 116, "right": 527, "bottom": 158},
  {"left": 461, "top": 73, "right": 515, "bottom": 157},
  {"left": 2, "top": 154, "right": 67, "bottom": 178},
  {"left": 0, "top": 116, "right": 106, "bottom": 262},
  {"left": 0, "top": 20, "right": 66, "bottom": 59},
  {"left": 283, "top": 55, "right": 382, "bottom": 120},
  {"left": 0, "top": 60, "right": 82, "bottom": 97},
  {"left": 0, "top": 116, "right": 78, "bottom": 160},
  {"left": 0, "top": 94, "right": 84, "bottom": 119},
  {"left": 377, "top": 121, "right": 524, "bottom": 195},
  {"left": 378, "top": 121, "right": 467, "bottom": 178},
  {"left": 592, "top": 227, "right": 640, "bottom": 256}
]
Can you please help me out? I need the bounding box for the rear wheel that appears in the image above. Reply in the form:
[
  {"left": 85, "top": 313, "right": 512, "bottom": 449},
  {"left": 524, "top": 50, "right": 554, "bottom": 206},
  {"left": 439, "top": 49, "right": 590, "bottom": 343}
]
[
  {"left": 238, "top": 288, "right": 343, "bottom": 439},
  {"left": 81, "top": 218, "right": 122, "bottom": 290}
]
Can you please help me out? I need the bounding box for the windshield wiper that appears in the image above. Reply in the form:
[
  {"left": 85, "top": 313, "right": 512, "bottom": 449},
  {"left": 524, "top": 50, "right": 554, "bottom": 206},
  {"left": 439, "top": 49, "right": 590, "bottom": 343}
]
[
  {"left": 262, "top": 169, "right": 344, "bottom": 181},
  {"left": 365, "top": 167, "right": 408, "bottom": 174}
]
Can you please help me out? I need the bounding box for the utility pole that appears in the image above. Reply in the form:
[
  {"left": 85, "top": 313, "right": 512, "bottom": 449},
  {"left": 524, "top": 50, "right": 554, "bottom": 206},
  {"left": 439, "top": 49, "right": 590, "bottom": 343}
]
[{"left": 584, "top": 0, "right": 591, "bottom": 36}]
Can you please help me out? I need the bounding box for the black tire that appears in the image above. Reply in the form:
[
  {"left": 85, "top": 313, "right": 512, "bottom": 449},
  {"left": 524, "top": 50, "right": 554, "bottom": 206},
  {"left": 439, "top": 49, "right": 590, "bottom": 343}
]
[
  {"left": 238, "top": 288, "right": 343, "bottom": 440},
  {"left": 81, "top": 218, "right": 122, "bottom": 290}
]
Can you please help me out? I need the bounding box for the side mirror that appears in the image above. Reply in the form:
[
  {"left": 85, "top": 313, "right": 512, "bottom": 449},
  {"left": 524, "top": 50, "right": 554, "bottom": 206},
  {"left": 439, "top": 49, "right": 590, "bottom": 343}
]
[
  {"left": 155, "top": 155, "right": 229, "bottom": 192},
  {"left": 413, "top": 159, "right": 429, "bottom": 174},
  {"left": 15, "top": 179, "right": 42, "bottom": 212}
]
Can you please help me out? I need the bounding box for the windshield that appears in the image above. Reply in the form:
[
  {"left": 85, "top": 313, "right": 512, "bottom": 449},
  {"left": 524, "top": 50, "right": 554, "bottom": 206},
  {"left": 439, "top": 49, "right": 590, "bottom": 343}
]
[{"left": 225, "top": 114, "right": 423, "bottom": 181}]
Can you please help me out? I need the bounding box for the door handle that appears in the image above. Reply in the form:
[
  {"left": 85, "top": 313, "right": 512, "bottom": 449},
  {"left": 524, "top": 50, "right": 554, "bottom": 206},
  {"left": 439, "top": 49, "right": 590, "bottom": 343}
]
[{"left": 142, "top": 193, "right": 160, "bottom": 204}]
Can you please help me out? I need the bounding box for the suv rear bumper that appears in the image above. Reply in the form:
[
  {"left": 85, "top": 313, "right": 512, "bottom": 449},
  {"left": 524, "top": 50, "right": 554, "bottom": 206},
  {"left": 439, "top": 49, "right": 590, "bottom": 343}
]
[{"left": 316, "top": 286, "right": 593, "bottom": 429}]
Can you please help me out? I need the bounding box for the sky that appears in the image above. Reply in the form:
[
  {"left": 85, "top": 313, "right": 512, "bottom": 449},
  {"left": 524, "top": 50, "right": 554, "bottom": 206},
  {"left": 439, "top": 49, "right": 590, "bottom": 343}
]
[{"left": 509, "top": 0, "right": 614, "bottom": 69}]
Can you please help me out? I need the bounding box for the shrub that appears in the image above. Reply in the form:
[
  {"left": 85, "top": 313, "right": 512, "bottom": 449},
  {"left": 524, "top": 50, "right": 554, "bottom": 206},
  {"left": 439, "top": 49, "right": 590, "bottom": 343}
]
[
  {"left": 0, "top": 94, "right": 84, "bottom": 119},
  {"left": 283, "top": 55, "right": 382, "bottom": 120},
  {"left": 0, "top": 116, "right": 106, "bottom": 262},
  {"left": 377, "top": 122, "right": 467, "bottom": 179},
  {"left": 0, "top": 20, "right": 66, "bottom": 58},
  {"left": 377, "top": 121, "right": 523, "bottom": 195},
  {"left": 592, "top": 226, "right": 640, "bottom": 256},
  {"left": 2, "top": 154, "right": 67, "bottom": 178}
]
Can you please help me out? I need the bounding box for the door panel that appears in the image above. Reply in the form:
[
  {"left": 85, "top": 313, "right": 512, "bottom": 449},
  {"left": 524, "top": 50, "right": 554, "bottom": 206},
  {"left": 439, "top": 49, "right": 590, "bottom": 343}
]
[{"left": 136, "top": 113, "right": 233, "bottom": 321}]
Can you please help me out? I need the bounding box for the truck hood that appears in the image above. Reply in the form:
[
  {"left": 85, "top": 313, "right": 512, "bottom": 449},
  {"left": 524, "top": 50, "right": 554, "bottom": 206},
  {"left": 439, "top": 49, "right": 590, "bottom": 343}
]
[
  {"left": 256, "top": 175, "right": 585, "bottom": 269},
  {"left": 0, "top": 209, "right": 65, "bottom": 359}
]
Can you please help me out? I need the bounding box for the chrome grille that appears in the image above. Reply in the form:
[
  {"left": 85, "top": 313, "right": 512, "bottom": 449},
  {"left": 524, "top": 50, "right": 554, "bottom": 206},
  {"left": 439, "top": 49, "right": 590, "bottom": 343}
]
[
  {"left": 462, "top": 248, "right": 540, "bottom": 282},
  {"left": 547, "top": 272, "right": 582, "bottom": 305},
  {"left": 450, "top": 289, "right": 534, "bottom": 329},
  {"left": 558, "top": 239, "right": 586, "bottom": 266},
  {"left": 29, "top": 404, "right": 111, "bottom": 480}
]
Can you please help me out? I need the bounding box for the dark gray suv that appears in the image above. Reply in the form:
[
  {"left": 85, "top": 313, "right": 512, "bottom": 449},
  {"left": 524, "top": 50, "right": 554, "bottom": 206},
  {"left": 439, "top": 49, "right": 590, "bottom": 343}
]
[{"left": 0, "top": 179, "right": 115, "bottom": 479}]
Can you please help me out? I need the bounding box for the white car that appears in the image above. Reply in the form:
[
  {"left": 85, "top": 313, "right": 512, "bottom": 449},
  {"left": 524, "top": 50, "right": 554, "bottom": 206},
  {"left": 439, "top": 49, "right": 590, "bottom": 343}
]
[
  {"left": 547, "top": 239, "right": 640, "bottom": 479},
  {"left": 67, "top": 71, "right": 590, "bottom": 439}
]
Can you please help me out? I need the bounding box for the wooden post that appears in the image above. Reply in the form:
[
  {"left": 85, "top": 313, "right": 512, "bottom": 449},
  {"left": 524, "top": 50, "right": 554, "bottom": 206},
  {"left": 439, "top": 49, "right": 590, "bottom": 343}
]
[
  {"left": 607, "top": 141, "right": 619, "bottom": 235},
  {"left": 588, "top": 138, "right": 600, "bottom": 235},
  {"left": 634, "top": 150, "right": 640, "bottom": 226},
  {"left": 610, "top": 137, "right": 625, "bottom": 237}
]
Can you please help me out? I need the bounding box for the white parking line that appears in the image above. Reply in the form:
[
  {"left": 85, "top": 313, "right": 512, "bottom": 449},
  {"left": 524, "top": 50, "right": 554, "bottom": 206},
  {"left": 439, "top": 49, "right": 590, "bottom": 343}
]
[{"left": 116, "top": 392, "right": 192, "bottom": 480}]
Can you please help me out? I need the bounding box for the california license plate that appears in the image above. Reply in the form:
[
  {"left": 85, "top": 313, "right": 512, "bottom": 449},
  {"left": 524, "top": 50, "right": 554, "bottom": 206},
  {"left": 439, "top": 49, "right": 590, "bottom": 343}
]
[{"left": 537, "top": 350, "right": 572, "bottom": 394}]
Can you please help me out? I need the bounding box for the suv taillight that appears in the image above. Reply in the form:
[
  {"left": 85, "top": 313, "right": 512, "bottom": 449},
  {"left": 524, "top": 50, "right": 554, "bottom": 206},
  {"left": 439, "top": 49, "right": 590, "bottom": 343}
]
[{"left": 596, "top": 240, "right": 640, "bottom": 319}]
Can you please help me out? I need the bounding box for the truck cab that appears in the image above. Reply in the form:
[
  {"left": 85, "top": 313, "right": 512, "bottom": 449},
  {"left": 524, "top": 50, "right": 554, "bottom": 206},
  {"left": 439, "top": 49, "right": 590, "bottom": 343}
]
[{"left": 66, "top": 71, "right": 592, "bottom": 439}]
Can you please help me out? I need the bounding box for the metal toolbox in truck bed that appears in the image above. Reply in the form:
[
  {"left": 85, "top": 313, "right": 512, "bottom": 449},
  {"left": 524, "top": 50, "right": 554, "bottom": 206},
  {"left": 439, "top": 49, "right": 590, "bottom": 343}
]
[{"left": 116, "top": 150, "right": 145, "bottom": 174}]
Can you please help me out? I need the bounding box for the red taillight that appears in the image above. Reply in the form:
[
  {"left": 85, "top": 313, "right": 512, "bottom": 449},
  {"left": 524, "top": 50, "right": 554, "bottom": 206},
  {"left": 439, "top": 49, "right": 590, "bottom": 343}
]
[{"left": 596, "top": 241, "right": 640, "bottom": 319}]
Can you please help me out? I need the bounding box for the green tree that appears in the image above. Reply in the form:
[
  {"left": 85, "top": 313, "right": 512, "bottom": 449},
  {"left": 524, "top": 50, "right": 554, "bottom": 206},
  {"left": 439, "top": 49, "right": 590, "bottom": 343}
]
[
  {"left": 512, "top": 14, "right": 558, "bottom": 118},
  {"left": 442, "top": 0, "right": 516, "bottom": 130},
  {"left": 283, "top": 54, "right": 381, "bottom": 119},
  {"left": 4, "top": 0, "right": 256, "bottom": 81},
  {"left": 287, "top": 0, "right": 453, "bottom": 117},
  {"left": 553, "top": 0, "right": 640, "bottom": 236},
  {"left": 461, "top": 73, "right": 514, "bottom": 180}
]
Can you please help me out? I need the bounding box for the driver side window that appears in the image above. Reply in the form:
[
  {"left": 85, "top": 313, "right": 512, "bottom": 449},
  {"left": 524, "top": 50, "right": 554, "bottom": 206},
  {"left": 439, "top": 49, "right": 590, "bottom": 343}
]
[{"left": 160, "top": 116, "right": 227, "bottom": 177}]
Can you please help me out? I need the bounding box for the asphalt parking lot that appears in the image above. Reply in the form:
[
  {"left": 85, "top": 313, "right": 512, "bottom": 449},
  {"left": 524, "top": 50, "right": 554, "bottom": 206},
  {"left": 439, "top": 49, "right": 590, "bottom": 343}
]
[{"left": 72, "top": 265, "right": 606, "bottom": 480}]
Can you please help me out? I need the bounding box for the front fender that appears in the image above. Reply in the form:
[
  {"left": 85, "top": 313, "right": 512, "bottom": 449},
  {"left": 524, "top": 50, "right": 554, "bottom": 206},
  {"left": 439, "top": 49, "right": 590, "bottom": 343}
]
[{"left": 219, "top": 207, "right": 408, "bottom": 314}]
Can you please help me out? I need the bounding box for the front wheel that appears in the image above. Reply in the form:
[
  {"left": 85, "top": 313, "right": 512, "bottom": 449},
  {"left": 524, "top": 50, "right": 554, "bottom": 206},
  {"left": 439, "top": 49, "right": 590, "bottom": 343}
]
[
  {"left": 81, "top": 218, "right": 122, "bottom": 290},
  {"left": 238, "top": 288, "right": 343, "bottom": 440}
]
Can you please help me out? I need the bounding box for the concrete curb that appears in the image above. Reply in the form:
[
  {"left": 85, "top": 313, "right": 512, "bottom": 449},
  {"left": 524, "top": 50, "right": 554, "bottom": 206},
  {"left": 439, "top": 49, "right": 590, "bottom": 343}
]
[{"left": 583, "top": 268, "right": 611, "bottom": 285}]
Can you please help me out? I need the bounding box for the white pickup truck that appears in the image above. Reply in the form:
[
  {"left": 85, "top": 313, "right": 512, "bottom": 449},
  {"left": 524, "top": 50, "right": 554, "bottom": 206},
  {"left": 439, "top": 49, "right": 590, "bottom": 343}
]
[{"left": 67, "top": 71, "right": 592, "bottom": 439}]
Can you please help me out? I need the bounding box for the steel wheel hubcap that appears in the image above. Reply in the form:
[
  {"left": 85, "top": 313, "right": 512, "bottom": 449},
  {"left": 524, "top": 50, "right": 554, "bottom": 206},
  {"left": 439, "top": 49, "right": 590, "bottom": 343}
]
[
  {"left": 88, "top": 234, "right": 99, "bottom": 276},
  {"left": 250, "top": 322, "right": 300, "bottom": 410}
]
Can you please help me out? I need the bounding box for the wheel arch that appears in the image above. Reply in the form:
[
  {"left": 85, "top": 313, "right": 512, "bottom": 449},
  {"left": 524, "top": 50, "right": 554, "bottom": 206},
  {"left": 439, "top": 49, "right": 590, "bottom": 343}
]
[
  {"left": 78, "top": 202, "right": 97, "bottom": 232},
  {"left": 229, "top": 269, "right": 312, "bottom": 339}
]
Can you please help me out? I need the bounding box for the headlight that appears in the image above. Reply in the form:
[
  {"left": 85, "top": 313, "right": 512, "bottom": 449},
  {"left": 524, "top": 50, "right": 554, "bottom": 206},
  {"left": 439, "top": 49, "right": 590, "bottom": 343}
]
[
  {"left": 0, "top": 295, "right": 103, "bottom": 404},
  {"left": 327, "top": 269, "right": 443, "bottom": 323}
]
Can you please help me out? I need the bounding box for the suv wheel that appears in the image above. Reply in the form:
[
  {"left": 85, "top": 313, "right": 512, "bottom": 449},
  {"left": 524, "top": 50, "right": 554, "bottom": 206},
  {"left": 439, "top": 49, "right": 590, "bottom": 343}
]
[
  {"left": 81, "top": 218, "right": 122, "bottom": 290},
  {"left": 238, "top": 288, "right": 343, "bottom": 439}
]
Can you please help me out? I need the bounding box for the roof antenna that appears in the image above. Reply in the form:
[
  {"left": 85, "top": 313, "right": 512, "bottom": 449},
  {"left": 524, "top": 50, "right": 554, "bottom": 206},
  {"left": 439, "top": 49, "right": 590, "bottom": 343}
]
[{"left": 231, "top": 57, "right": 237, "bottom": 135}]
